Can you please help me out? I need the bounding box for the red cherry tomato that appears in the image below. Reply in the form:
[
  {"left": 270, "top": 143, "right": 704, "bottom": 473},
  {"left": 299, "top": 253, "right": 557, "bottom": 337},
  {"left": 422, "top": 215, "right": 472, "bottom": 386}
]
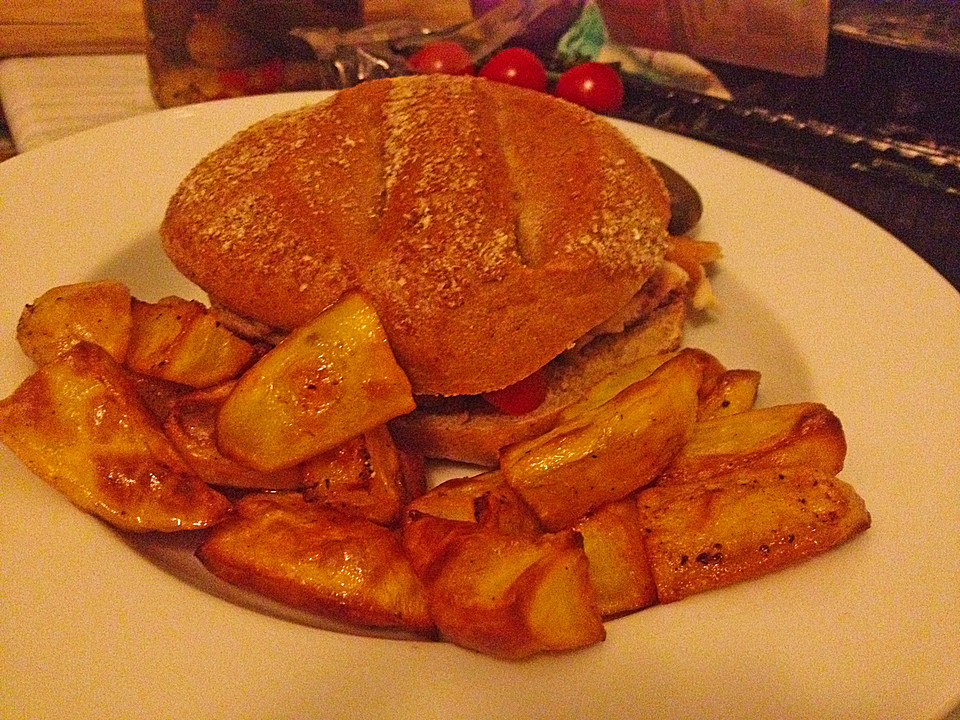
[
  {"left": 218, "top": 58, "right": 283, "bottom": 95},
  {"left": 479, "top": 47, "right": 548, "bottom": 92},
  {"left": 407, "top": 41, "right": 475, "bottom": 76},
  {"left": 245, "top": 57, "right": 284, "bottom": 94},
  {"left": 554, "top": 62, "right": 624, "bottom": 113},
  {"left": 482, "top": 369, "right": 548, "bottom": 415}
]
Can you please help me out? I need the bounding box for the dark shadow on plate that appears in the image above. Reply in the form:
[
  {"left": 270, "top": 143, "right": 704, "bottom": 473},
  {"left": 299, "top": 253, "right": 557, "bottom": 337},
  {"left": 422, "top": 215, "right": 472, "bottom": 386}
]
[{"left": 121, "top": 528, "right": 433, "bottom": 643}]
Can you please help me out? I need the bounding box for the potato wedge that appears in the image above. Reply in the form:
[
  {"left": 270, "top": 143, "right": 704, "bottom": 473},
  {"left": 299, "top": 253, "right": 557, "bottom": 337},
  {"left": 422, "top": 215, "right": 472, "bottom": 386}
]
[
  {"left": 216, "top": 293, "right": 415, "bottom": 472},
  {"left": 301, "top": 425, "right": 424, "bottom": 526},
  {"left": 125, "top": 296, "right": 256, "bottom": 388},
  {"left": 697, "top": 369, "right": 761, "bottom": 421},
  {"left": 197, "top": 492, "right": 434, "bottom": 633},
  {"left": 658, "top": 402, "right": 846, "bottom": 485},
  {"left": 558, "top": 352, "right": 675, "bottom": 425},
  {"left": 164, "top": 383, "right": 305, "bottom": 490},
  {"left": 0, "top": 342, "right": 230, "bottom": 532},
  {"left": 638, "top": 467, "right": 871, "bottom": 603},
  {"left": 128, "top": 371, "right": 192, "bottom": 423},
  {"left": 574, "top": 498, "right": 658, "bottom": 617},
  {"left": 404, "top": 471, "right": 542, "bottom": 536},
  {"left": 16, "top": 281, "right": 132, "bottom": 365},
  {"left": 559, "top": 348, "right": 724, "bottom": 425},
  {"left": 501, "top": 349, "right": 702, "bottom": 531},
  {"left": 404, "top": 512, "right": 604, "bottom": 658}
]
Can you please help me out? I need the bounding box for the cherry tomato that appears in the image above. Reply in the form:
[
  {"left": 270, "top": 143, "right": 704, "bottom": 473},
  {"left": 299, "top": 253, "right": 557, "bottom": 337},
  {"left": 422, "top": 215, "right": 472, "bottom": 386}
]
[
  {"left": 407, "top": 41, "right": 475, "bottom": 76},
  {"left": 482, "top": 369, "right": 548, "bottom": 415},
  {"left": 554, "top": 62, "right": 624, "bottom": 113},
  {"left": 479, "top": 47, "right": 548, "bottom": 92},
  {"left": 220, "top": 57, "right": 284, "bottom": 95}
]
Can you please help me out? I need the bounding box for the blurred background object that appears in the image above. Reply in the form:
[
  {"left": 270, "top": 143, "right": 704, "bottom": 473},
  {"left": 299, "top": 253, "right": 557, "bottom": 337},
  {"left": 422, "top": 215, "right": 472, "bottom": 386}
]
[
  {"left": 143, "top": 0, "right": 360, "bottom": 107},
  {"left": 599, "top": 0, "right": 831, "bottom": 76},
  {"left": 0, "top": 0, "right": 146, "bottom": 56},
  {"left": 619, "top": 2, "right": 960, "bottom": 289},
  {"left": 832, "top": 0, "right": 960, "bottom": 57}
]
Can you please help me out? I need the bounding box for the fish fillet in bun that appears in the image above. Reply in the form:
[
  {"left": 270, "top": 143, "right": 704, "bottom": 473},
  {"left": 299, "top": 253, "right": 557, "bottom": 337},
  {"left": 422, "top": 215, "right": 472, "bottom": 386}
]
[{"left": 161, "top": 73, "right": 696, "bottom": 465}]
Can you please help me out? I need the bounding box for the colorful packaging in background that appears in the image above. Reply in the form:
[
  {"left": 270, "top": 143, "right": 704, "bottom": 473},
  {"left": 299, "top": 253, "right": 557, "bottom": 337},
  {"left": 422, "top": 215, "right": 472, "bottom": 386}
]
[
  {"left": 143, "top": 0, "right": 828, "bottom": 108},
  {"left": 502, "top": 0, "right": 830, "bottom": 78},
  {"left": 144, "top": 0, "right": 473, "bottom": 107},
  {"left": 144, "top": 0, "right": 354, "bottom": 108}
]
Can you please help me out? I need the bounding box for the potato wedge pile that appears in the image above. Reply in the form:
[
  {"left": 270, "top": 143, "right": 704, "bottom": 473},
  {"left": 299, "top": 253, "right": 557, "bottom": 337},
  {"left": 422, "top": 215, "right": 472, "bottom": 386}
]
[{"left": 0, "top": 279, "right": 870, "bottom": 658}]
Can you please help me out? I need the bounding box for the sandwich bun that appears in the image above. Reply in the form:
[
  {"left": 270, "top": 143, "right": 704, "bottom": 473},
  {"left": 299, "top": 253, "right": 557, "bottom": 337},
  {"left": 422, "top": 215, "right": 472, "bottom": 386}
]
[{"left": 161, "top": 74, "right": 670, "bottom": 396}]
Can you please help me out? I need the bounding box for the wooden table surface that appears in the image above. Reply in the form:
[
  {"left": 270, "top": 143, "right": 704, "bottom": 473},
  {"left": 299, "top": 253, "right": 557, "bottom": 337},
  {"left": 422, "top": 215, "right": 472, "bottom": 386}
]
[{"left": 0, "top": 0, "right": 146, "bottom": 58}]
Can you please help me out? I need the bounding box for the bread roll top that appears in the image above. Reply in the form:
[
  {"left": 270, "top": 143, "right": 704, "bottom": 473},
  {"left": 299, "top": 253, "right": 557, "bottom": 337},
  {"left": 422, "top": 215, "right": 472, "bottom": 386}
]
[{"left": 162, "top": 74, "right": 670, "bottom": 396}]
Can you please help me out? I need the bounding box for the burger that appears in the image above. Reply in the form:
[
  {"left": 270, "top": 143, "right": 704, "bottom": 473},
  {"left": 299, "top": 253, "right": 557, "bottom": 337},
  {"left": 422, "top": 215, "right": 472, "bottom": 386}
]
[{"left": 161, "top": 73, "right": 697, "bottom": 466}]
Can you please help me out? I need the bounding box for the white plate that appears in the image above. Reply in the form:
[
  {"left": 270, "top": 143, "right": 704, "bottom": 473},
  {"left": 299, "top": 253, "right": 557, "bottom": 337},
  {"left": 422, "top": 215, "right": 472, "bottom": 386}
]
[{"left": 1, "top": 91, "right": 958, "bottom": 720}]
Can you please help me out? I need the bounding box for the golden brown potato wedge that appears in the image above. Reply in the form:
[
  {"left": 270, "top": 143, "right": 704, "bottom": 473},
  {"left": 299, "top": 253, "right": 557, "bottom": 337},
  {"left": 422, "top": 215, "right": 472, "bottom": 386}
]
[
  {"left": 403, "top": 487, "right": 542, "bottom": 574},
  {"left": 301, "top": 425, "right": 424, "bottom": 526},
  {"left": 559, "top": 348, "right": 724, "bottom": 426},
  {"left": 403, "top": 512, "right": 604, "bottom": 658},
  {"left": 197, "top": 492, "right": 434, "bottom": 633},
  {"left": 404, "top": 471, "right": 543, "bottom": 536},
  {"left": 558, "top": 352, "right": 675, "bottom": 425},
  {"left": 216, "top": 293, "right": 416, "bottom": 472},
  {"left": 501, "top": 349, "right": 703, "bottom": 531},
  {"left": 16, "top": 281, "right": 132, "bottom": 365},
  {"left": 0, "top": 342, "right": 230, "bottom": 532},
  {"left": 658, "top": 402, "right": 846, "bottom": 485},
  {"left": 164, "top": 383, "right": 306, "bottom": 490},
  {"left": 127, "top": 371, "right": 192, "bottom": 423},
  {"left": 396, "top": 449, "right": 428, "bottom": 506},
  {"left": 697, "top": 369, "right": 761, "bottom": 421},
  {"left": 126, "top": 296, "right": 256, "bottom": 388},
  {"left": 638, "top": 467, "right": 871, "bottom": 603},
  {"left": 574, "top": 498, "right": 658, "bottom": 618}
]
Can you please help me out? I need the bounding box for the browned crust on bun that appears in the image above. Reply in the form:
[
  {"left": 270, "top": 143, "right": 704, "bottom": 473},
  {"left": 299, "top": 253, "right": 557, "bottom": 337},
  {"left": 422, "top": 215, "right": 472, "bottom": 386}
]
[{"left": 161, "top": 74, "right": 670, "bottom": 396}]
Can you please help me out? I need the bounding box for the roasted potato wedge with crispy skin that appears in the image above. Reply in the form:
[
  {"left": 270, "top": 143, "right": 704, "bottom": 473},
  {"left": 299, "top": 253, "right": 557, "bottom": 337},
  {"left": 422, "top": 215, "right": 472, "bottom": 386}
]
[
  {"left": 697, "top": 369, "right": 761, "bottom": 421},
  {"left": 396, "top": 449, "right": 428, "bottom": 506},
  {"left": 692, "top": 349, "right": 728, "bottom": 393},
  {"left": 659, "top": 402, "right": 846, "bottom": 485},
  {"left": 197, "top": 492, "right": 434, "bottom": 633},
  {"left": 574, "top": 498, "right": 658, "bottom": 617},
  {"left": 164, "top": 383, "right": 305, "bottom": 490},
  {"left": 403, "top": 511, "right": 604, "bottom": 658},
  {"left": 0, "top": 342, "right": 230, "bottom": 532},
  {"left": 301, "top": 425, "right": 424, "bottom": 526},
  {"left": 558, "top": 352, "right": 677, "bottom": 424},
  {"left": 559, "top": 348, "right": 724, "bottom": 425},
  {"left": 404, "top": 471, "right": 542, "bottom": 536},
  {"left": 17, "top": 281, "right": 133, "bottom": 365},
  {"left": 501, "top": 349, "right": 702, "bottom": 531},
  {"left": 216, "top": 293, "right": 416, "bottom": 472},
  {"left": 638, "top": 467, "right": 870, "bottom": 603},
  {"left": 128, "top": 371, "right": 192, "bottom": 422},
  {"left": 126, "top": 296, "right": 256, "bottom": 388}
]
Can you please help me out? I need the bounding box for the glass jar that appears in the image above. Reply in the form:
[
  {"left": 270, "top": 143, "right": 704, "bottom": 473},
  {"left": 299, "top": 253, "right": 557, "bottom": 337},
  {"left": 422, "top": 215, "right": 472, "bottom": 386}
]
[{"left": 144, "top": 0, "right": 361, "bottom": 108}]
